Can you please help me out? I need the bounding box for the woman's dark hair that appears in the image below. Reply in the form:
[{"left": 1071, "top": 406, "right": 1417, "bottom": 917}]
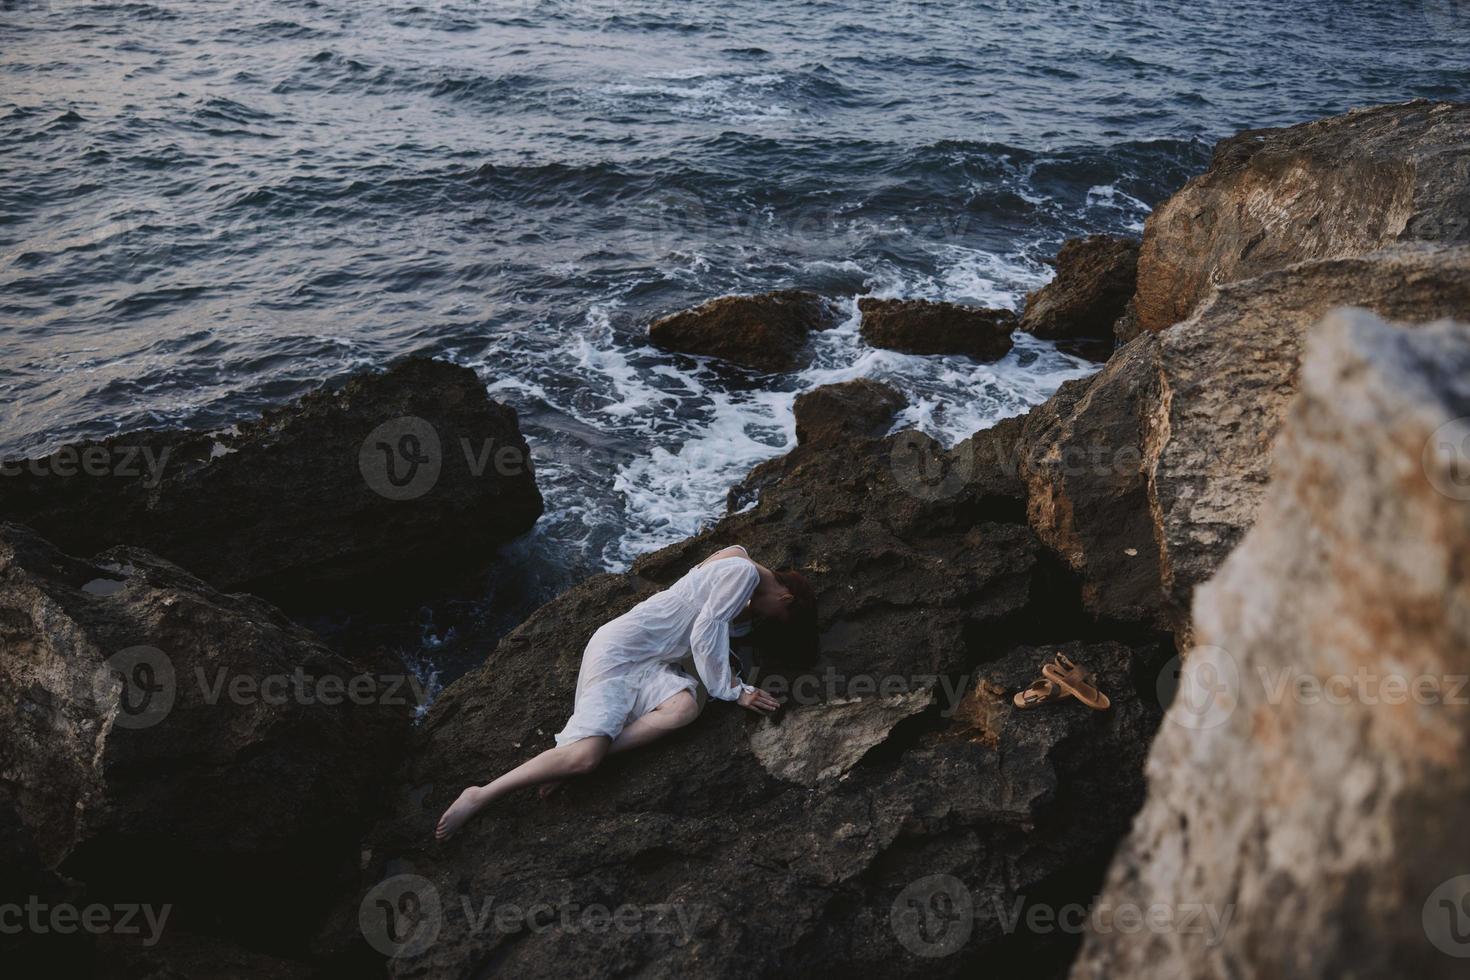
[
  {"left": 765, "top": 568, "right": 819, "bottom": 666},
  {"left": 774, "top": 568, "right": 816, "bottom": 617}
]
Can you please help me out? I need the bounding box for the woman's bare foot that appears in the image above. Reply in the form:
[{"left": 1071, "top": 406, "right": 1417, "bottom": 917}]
[
  {"left": 537, "top": 779, "right": 565, "bottom": 800},
  {"left": 435, "top": 785, "right": 488, "bottom": 841}
]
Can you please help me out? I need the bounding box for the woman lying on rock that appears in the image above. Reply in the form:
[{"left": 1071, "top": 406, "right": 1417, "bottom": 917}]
[{"left": 436, "top": 545, "right": 816, "bottom": 840}]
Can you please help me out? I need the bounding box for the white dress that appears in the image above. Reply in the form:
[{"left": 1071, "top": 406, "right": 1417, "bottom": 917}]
[{"left": 554, "top": 551, "right": 760, "bottom": 746}]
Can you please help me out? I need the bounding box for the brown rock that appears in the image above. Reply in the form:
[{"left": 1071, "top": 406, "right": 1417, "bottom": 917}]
[
  {"left": 648, "top": 290, "right": 837, "bottom": 371},
  {"left": 1133, "top": 100, "right": 1470, "bottom": 334},
  {"left": 1071, "top": 309, "right": 1470, "bottom": 980},
  {"left": 1017, "top": 334, "right": 1167, "bottom": 627},
  {"left": 858, "top": 297, "right": 1016, "bottom": 360},
  {"left": 793, "top": 378, "right": 906, "bottom": 447},
  {"left": 1021, "top": 235, "right": 1139, "bottom": 343},
  {"left": 1151, "top": 244, "right": 1470, "bottom": 618}
]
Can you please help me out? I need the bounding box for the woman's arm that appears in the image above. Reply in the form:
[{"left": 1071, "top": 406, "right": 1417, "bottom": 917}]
[{"left": 689, "top": 559, "right": 760, "bottom": 702}]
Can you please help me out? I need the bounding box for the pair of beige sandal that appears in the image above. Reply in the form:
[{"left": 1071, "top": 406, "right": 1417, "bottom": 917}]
[{"left": 1011, "top": 653, "right": 1111, "bottom": 711}]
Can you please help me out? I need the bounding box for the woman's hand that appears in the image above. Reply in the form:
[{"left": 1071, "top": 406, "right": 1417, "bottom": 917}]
[{"left": 738, "top": 687, "right": 780, "bottom": 713}]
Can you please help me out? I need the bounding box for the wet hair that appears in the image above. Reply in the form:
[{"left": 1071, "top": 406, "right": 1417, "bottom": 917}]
[{"left": 764, "top": 568, "right": 819, "bottom": 666}]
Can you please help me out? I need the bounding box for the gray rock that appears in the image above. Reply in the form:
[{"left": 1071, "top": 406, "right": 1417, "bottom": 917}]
[
  {"left": 355, "top": 419, "right": 1168, "bottom": 978},
  {"left": 748, "top": 688, "right": 934, "bottom": 786},
  {"left": 1017, "top": 333, "right": 1168, "bottom": 627}
]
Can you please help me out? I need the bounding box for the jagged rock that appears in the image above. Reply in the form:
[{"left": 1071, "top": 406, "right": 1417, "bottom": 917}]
[
  {"left": 648, "top": 290, "right": 838, "bottom": 371},
  {"left": 1071, "top": 310, "right": 1470, "bottom": 980},
  {"left": 1151, "top": 244, "right": 1470, "bottom": 617},
  {"left": 858, "top": 298, "right": 1016, "bottom": 360},
  {"left": 748, "top": 688, "right": 934, "bottom": 787},
  {"left": 793, "top": 378, "right": 906, "bottom": 447},
  {"left": 0, "top": 524, "right": 407, "bottom": 955},
  {"left": 1112, "top": 296, "right": 1142, "bottom": 344},
  {"left": 1134, "top": 100, "right": 1470, "bottom": 333},
  {"left": 357, "top": 420, "right": 1168, "bottom": 978},
  {"left": 0, "top": 358, "right": 543, "bottom": 604},
  {"left": 1021, "top": 235, "right": 1139, "bottom": 345},
  {"left": 1017, "top": 335, "right": 1167, "bottom": 627}
]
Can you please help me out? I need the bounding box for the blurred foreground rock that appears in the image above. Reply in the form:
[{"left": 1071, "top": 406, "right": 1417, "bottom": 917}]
[
  {"left": 0, "top": 524, "right": 407, "bottom": 964},
  {"left": 1071, "top": 309, "right": 1470, "bottom": 979}
]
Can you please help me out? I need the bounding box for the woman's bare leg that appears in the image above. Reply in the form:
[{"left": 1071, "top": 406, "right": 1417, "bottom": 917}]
[
  {"left": 435, "top": 735, "right": 609, "bottom": 840},
  {"left": 610, "top": 690, "right": 700, "bottom": 754},
  {"left": 538, "top": 691, "right": 700, "bottom": 799}
]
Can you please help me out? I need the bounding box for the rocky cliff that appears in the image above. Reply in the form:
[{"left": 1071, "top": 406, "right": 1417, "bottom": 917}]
[
  {"left": 1133, "top": 100, "right": 1470, "bottom": 333},
  {"left": 1070, "top": 309, "right": 1470, "bottom": 979}
]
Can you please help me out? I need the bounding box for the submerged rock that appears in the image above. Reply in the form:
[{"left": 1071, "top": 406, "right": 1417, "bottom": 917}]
[
  {"left": 1071, "top": 309, "right": 1470, "bottom": 980},
  {"left": 1134, "top": 100, "right": 1470, "bottom": 333},
  {"left": 0, "top": 523, "right": 406, "bottom": 956},
  {"left": 648, "top": 290, "right": 838, "bottom": 371},
  {"left": 1021, "top": 235, "right": 1139, "bottom": 346},
  {"left": 0, "top": 357, "right": 543, "bottom": 604},
  {"left": 793, "top": 378, "right": 906, "bottom": 447},
  {"left": 858, "top": 297, "right": 1016, "bottom": 360}
]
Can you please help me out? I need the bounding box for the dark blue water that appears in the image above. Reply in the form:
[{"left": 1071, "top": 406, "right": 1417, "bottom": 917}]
[{"left": 2, "top": 0, "right": 1466, "bottom": 597}]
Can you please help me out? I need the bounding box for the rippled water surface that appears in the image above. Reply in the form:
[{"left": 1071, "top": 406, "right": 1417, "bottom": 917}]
[{"left": 3, "top": 0, "right": 1466, "bottom": 599}]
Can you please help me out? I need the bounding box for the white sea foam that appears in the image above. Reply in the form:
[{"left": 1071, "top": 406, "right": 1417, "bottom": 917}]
[
  {"left": 594, "top": 71, "right": 797, "bottom": 123},
  {"left": 598, "top": 247, "right": 1097, "bottom": 569},
  {"left": 477, "top": 241, "right": 1100, "bottom": 576}
]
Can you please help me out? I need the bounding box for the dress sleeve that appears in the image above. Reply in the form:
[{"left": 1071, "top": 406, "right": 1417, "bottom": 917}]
[{"left": 690, "top": 558, "right": 761, "bottom": 702}]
